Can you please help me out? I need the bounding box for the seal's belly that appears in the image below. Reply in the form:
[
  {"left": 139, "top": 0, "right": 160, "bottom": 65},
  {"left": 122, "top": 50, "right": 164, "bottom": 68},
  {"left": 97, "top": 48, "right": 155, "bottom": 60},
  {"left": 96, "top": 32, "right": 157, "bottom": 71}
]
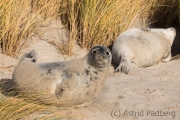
[
  {"left": 136, "top": 53, "right": 160, "bottom": 67},
  {"left": 133, "top": 40, "right": 165, "bottom": 67}
]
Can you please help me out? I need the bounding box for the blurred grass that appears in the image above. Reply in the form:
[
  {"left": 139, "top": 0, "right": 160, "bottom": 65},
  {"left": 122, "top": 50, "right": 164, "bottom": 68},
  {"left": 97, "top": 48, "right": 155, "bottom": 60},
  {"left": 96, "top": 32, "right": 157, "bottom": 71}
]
[
  {"left": 0, "top": 97, "right": 44, "bottom": 120},
  {"left": 0, "top": 97, "right": 69, "bottom": 120}
]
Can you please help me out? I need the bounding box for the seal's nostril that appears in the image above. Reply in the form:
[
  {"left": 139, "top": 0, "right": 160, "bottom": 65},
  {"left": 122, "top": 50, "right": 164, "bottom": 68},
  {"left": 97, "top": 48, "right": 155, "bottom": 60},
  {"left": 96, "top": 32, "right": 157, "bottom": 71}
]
[{"left": 99, "top": 55, "right": 104, "bottom": 60}]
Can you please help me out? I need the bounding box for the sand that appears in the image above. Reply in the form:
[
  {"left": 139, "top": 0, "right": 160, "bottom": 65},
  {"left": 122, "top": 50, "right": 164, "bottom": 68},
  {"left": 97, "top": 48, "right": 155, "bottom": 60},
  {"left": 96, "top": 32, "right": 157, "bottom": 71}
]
[{"left": 0, "top": 19, "right": 180, "bottom": 120}]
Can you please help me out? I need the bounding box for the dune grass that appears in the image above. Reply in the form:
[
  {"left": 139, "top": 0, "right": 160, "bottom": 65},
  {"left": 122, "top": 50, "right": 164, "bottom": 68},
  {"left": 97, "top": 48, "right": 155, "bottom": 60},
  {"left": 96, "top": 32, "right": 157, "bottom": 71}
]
[
  {"left": 0, "top": 0, "right": 179, "bottom": 56},
  {"left": 0, "top": 0, "right": 61, "bottom": 57},
  {"left": 60, "top": 0, "right": 153, "bottom": 54},
  {"left": 0, "top": 97, "right": 44, "bottom": 120},
  {"left": 0, "top": 78, "right": 74, "bottom": 120},
  {"left": 148, "top": 0, "right": 179, "bottom": 27},
  {"left": 0, "top": 97, "right": 69, "bottom": 120},
  {"left": 59, "top": 0, "right": 180, "bottom": 54}
]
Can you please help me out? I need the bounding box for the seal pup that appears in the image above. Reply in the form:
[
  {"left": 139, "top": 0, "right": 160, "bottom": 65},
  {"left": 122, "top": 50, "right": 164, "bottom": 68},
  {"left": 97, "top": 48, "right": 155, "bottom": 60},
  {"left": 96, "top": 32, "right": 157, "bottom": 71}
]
[
  {"left": 112, "top": 27, "right": 176, "bottom": 74},
  {"left": 12, "top": 46, "right": 112, "bottom": 106}
]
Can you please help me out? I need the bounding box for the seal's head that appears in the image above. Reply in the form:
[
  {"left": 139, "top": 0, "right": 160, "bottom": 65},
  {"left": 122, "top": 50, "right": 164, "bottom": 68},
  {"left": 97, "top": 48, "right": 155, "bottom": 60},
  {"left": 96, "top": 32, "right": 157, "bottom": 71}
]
[
  {"left": 154, "top": 27, "right": 176, "bottom": 45},
  {"left": 165, "top": 27, "right": 176, "bottom": 45},
  {"left": 87, "top": 46, "right": 112, "bottom": 70}
]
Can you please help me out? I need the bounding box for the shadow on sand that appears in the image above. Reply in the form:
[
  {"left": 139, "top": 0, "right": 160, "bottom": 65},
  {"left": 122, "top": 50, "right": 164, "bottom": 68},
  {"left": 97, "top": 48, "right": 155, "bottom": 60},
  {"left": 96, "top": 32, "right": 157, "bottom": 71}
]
[{"left": 171, "top": 28, "right": 180, "bottom": 57}]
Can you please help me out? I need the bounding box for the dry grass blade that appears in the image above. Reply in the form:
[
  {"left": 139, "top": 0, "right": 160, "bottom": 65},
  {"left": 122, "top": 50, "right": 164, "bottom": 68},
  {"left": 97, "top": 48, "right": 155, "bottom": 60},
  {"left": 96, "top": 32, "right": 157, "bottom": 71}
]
[
  {"left": 60, "top": 0, "right": 154, "bottom": 53},
  {"left": 148, "top": 0, "right": 179, "bottom": 27},
  {"left": 0, "top": 96, "right": 69, "bottom": 120},
  {"left": 0, "top": 0, "right": 61, "bottom": 57},
  {"left": 0, "top": 97, "right": 44, "bottom": 120}
]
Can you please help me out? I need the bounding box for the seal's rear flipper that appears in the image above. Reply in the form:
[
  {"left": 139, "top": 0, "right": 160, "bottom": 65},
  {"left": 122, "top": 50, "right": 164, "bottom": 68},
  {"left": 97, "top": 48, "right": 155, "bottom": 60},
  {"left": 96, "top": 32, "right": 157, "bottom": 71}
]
[{"left": 21, "top": 50, "right": 37, "bottom": 62}]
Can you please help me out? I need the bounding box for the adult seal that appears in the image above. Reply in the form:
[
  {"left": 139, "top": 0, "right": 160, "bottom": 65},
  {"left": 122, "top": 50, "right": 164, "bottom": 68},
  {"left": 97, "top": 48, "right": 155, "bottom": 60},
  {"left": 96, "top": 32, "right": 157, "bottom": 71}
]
[
  {"left": 12, "top": 46, "right": 112, "bottom": 106},
  {"left": 112, "top": 27, "right": 176, "bottom": 74}
]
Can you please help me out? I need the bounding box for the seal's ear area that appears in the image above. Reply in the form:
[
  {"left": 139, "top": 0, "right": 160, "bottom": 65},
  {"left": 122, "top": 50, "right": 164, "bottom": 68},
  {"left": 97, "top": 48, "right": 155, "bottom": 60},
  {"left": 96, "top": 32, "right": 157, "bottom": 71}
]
[
  {"left": 165, "top": 27, "right": 176, "bottom": 45},
  {"left": 21, "top": 50, "right": 37, "bottom": 62}
]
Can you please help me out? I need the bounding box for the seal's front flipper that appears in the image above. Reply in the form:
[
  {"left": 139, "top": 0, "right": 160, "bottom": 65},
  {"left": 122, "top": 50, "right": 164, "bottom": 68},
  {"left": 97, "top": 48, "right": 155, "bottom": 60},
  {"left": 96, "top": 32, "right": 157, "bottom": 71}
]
[
  {"left": 21, "top": 50, "right": 38, "bottom": 62},
  {"left": 162, "top": 52, "right": 171, "bottom": 62},
  {"left": 115, "top": 57, "right": 132, "bottom": 74},
  {"left": 115, "top": 60, "right": 131, "bottom": 74},
  {"left": 55, "top": 74, "right": 77, "bottom": 99}
]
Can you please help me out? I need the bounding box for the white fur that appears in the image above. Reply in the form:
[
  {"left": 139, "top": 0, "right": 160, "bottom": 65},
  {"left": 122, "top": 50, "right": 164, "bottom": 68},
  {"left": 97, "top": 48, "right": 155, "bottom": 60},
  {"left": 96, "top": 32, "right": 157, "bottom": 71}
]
[
  {"left": 12, "top": 46, "right": 112, "bottom": 106},
  {"left": 112, "top": 27, "right": 176, "bottom": 74}
]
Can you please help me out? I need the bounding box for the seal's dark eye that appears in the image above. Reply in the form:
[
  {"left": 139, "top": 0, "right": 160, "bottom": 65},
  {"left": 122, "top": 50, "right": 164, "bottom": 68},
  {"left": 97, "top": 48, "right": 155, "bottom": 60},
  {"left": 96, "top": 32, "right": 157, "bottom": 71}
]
[
  {"left": 92, "top": 50, "right": 97, "bottom": 54},
  {"left": 105, "top": 51, "right": 109, "bottom": 56}
]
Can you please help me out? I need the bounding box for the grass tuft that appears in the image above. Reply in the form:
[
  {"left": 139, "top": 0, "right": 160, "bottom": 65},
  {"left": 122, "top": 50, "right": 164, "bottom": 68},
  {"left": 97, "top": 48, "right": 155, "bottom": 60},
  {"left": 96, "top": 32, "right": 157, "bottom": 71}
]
[
  {"left": 0, "top": 97, "right": 44, "bottom": 120},
  {"left": 0, "top": 0, "right": 61, "bottom": 57},
  {"left": 60, "top": 0, "right": 153, "bottom": 54},
  {"left": 148, "top": 0, "right": 179, "bottom": 28},
  {"left": 0, "top": 0, "right": 179, "bottom": 56}
]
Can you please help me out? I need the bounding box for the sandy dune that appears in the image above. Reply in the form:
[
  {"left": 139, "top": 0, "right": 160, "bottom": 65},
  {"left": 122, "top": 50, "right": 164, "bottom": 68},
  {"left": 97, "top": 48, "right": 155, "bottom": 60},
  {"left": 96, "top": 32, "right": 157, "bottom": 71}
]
[
  {"left": 1, "top": 60, "right": 180, "bottom": 120},
  {"left": 0, "top": 20, "right": 180, "bottom": 120}
]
